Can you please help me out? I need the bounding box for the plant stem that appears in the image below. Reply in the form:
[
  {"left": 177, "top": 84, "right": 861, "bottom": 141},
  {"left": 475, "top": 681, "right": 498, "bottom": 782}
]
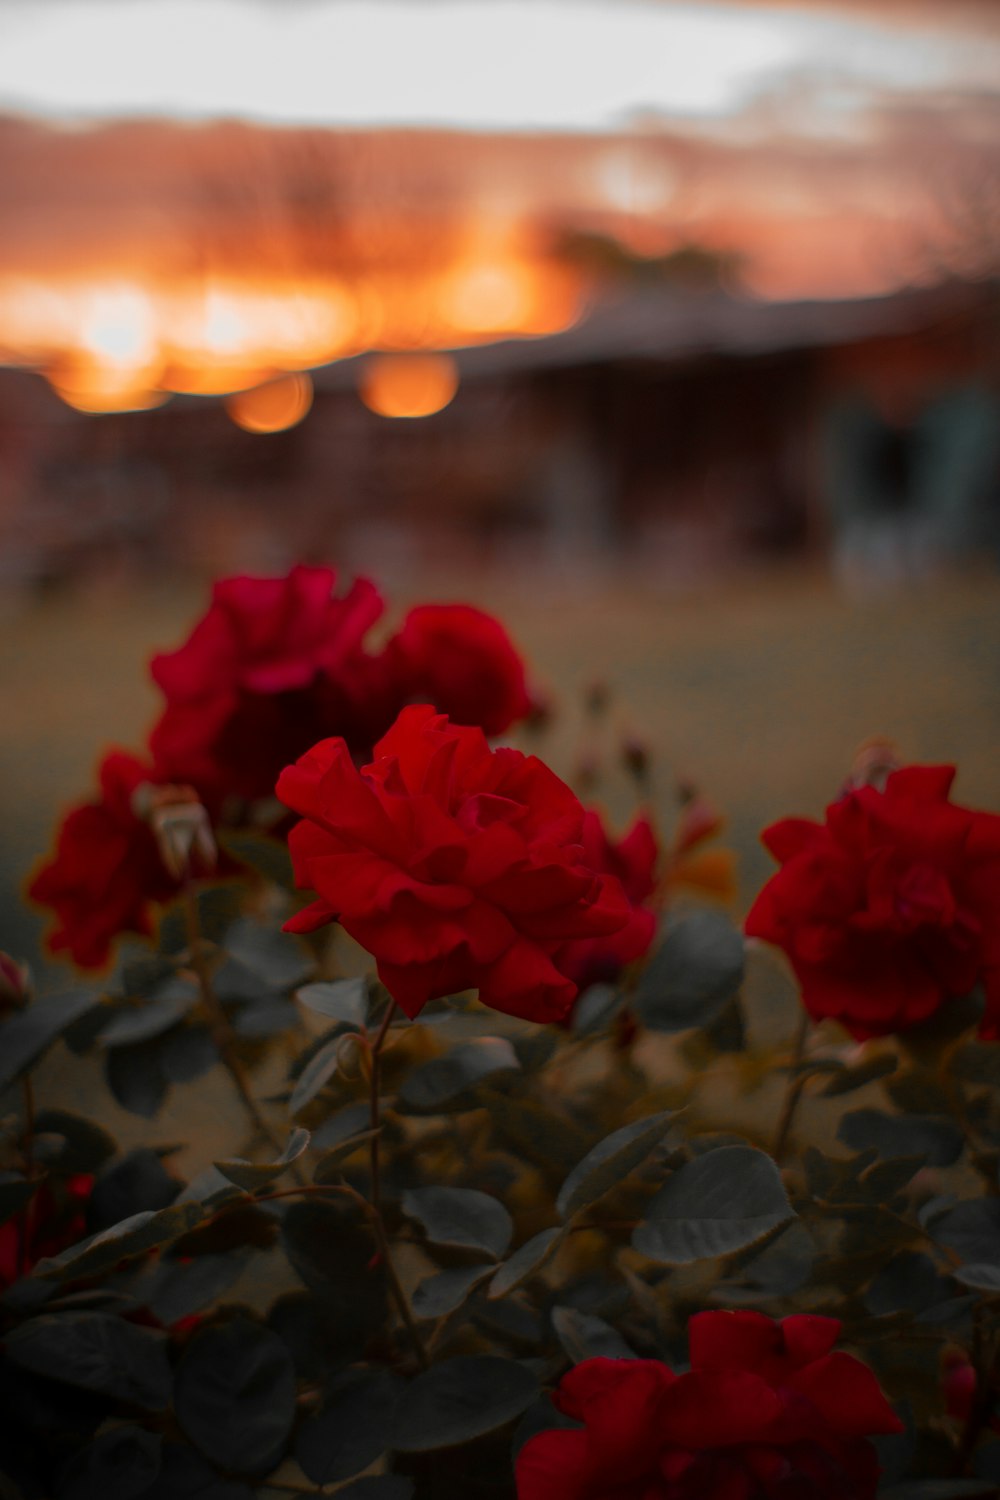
[
  {"left": 182, "top": 889, "right": 286, "bottom": 1157},
  {"left": 772, "top": 1011, "right": 812, "bottom": 1162},
  {"left": 17, "top": 1074, "right": 37, "bottom": 1277},
  {"left": 367, "top": 1001, "right": 429, "bottom": 1370}
]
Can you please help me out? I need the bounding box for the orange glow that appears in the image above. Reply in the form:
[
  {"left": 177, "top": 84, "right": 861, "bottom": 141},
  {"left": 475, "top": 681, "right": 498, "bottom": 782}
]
[
  {"left": 360, "top": 354, "right": 459, "bottom": 419},
  {"left": 226, "top": 372, "right": 313, "bottom": 433}
]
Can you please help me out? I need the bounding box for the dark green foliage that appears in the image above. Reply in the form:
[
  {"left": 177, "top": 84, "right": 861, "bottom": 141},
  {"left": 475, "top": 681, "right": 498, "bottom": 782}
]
[
  {"left": 32, "top": 1111, "right": 117, "bottom": 1177},
  {"left": 550, "top": 1306, "right": 635, "bottom": 1362},
  {"left": 173, "top": 1318, "right": 296, "bottom": 1475},
  {"left": 214, "top": 1126, "right": 310, "bottom": 1190},
  {"left": 56, "top": 1427, "right": 162, "bottom": 1500},
  {"left": 280, "top": 1200, "right": 388, "bottom": 1358},
  {"left": 630, "top": 911, "right": 744, "bottom": 1033},
  {"left": 555, "top": 1111, "right": 674, "bottom": 1219},
  {"left": 632, "top": 1145, "right": 794, "bottom": 1263},
  {"left": 294, "top": 1367, "right": 403, "bottom": 1484},
  {"left": 412, "top": 1265, "right": 495, "bottom": 1319},
  {"left": 39, "top": 1201, "right": 206, "bottom": 1280},
  {"left": 6, "top": 1312, "right": 172, "bottom": 1410},
  {"left": 837, "top": 1109, "right": 964, "bottom": 1166},
  {"left": 402, "top": 1187, "right": 513, "bottom": 1259},
  {"left": 488, "top": 1229, "right": 563, "bottom": 1300},
  {"left": 87, "top": 1147, "right": 180, "bottom": 1230},
  {"left": 392, "top": 1357, "right": 539, "bottom": 1452},
  {"left": 103, "top": 1039, "right": 169, "bottom": 1119},
  {"left": 0, "top": 991, "right": 101, "bottom": 1090},
  {"left": 297, "top": 977, "right": 370, "bottom": 1026},
  {"left": 397, "top": 1038, "right": 521, "bottom": 1114},
  {"left": 0, "top": 1172, "right": 41, "bottom": 1225}
]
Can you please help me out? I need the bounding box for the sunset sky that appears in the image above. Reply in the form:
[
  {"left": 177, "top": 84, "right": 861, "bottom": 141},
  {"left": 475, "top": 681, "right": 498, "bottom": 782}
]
[
  {"left": 1, "top": 0, "right": 997, "bottom": 133},
  {"left": 0, "top": 0, "right": 997, "bottom": 407}
]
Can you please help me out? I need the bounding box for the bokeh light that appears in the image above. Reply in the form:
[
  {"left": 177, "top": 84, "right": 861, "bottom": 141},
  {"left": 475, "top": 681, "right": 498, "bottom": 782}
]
[{"left": 359, "top": 354, "right": 459, "bottom": 419}]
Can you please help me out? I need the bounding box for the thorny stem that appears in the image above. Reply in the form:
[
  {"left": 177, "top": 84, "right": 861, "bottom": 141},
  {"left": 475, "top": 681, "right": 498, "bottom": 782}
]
[
  {"left": 182, "top": 889, "right": 288, "bottom": 1160},
  {"left": 17, "top": 1074, "right": 37, "bottom": 1277},
  {"left": 772, "top": 1011, "right": 812, "bottom": 1162},
  {"left": 367, "top": 1001, "right": 430, "bottom": 1370}
]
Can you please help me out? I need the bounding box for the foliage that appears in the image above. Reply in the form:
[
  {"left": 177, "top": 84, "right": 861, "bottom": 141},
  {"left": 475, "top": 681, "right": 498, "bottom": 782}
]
[{"left": 5, "top": 567, "right": 1000, "bottom": 1499}]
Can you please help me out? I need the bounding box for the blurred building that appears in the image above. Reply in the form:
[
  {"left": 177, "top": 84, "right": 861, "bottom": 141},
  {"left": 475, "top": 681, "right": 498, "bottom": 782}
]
[{"left": 1, "top": 277, "right": 997, "bottom": 597}]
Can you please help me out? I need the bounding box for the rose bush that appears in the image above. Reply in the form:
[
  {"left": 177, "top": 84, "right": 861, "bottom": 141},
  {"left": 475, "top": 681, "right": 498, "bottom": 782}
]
[
  {"left": 12, "top": 567, "right": 1000, "bottom": 1498},
  {"left": 27, "top": 752, "right": 187, "bottom": 969},
  {"left": 517, "top": 1313, "right": 902, "bottom": 1500},
  {"left": 745, "top": 764, "right": 1000, "bottom": 1040},
  {"left": 277, "top": 704, "right": 631, "bottom": 1021}
]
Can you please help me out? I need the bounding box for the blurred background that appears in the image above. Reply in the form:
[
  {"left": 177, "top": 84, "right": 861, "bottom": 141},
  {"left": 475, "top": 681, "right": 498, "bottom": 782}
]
[{"left": 2, "top": 0, "right": 1000, "bottom": 975}]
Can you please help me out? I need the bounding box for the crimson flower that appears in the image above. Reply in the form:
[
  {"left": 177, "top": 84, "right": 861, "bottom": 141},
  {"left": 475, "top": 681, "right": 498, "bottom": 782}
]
[
  {"left": 277, "top": 705, "right": 630, "bottom": 1022},
  {"left": 149, "top": 565, "right": 392, "bottom": 804},
  {"left": 386, "top": 603, "right": 535, "bottom": 737},
  {"left": 0, "top": 1174, "right": 93, "bottom": 1291},
  {"left": 745, "top": 766, "right": 1000, "bottom": 1040},
  {"left": 517, "top": 1312, "right": 902, "bottom": 1500},
  {"left": 27, "top": 752, "right": 184, "bottom": 969},
  {"left": 557, "top": 811, "right": 658, "bottom": 992}
]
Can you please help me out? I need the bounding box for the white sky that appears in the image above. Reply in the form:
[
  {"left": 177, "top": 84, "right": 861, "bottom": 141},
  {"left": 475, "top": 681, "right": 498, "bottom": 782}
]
[{"left": 0, "top": 0, "right": 996, "bottom": 133}]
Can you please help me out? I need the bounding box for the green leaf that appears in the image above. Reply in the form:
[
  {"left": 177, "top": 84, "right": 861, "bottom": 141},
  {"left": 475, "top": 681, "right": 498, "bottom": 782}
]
[
  {"left": 159, "top": 1025, "right": 219, "bottom": 1083},
  {"left": 865, "top": 1252, "right": 957, "bottom": 1317},
  {"left": 104, "top": 1038, "right": 168, "bottom": 1118},
  {"left": 36, "top": 1201, "right": 206, "bottom": 1279},
  {"left": 97, "top": 980, "right": 198, "bottom": 1048},
  {"left": 58, "top": 1428, "right": 162, "bottom": 1500},
  {"left": 556, "top": 1111, "right": 674, "bottom": 1220},
  {"left": 488, "top": 1228, "right": 562, "bottom": 1300},
  {"left": 392, "top": 1356, "right": 539, "bottom": 1452},
  {"left": 820, "top": 1053, "right": 897, "bottom": 1096},
  {"left": 932, "top": 1198, "right": 1000, "bottom": 1266},
  {"left": 142, "top": 1442, "right": 254, "bottom": 1500},
  {"left": 550, "top": 1306, "right": 635, "bottom": 1362},
  {"left": 0, "top": 990, "right": 101, "bottom": 1091},
  {"left": 953, "top": 1263, "right": 1000, "bottom": 1291},
  {"left": 5, "top": 1311, "right": 172, "bottom": 1409},
  {"left": 224, "top": 918, "right": 313, "bottom": 990},
  {"left": 214, "top": 1128, "right": 311, "bottom": 1191},
  {"left": 0, "top": 1171, "right": 41, "bottom": 1226},
  {"left": 295, "top": 1367, "right": 403, "bottom": 1485},
  {"left": 411, "top": 1264, "right": 495, "bottom": 1320},
  {"left": 313, "top": 1131, "right": 380, "bottom": 1182},
  {"left": 144, "top": 1247, "right": 256, "bottom": 1324},
  {"left": 484, "top": 1091, "right": 591, "bottom": 1178},
  {"left": 288, "top": 1035, "right": 346, "bottom": 1116},
  {"left": 837, "top": 1109, "right": 963, "bottom": 1167},
  {"left": 281, "top": 1201, "right": 388, "bottom": 1358},
  {"left": 631, "top": 911, "right": 744, "bottom": 1033},
  {"left": 402, "top": 1186, "right": 513, "bottom": 1259},
  {"left": 313, "top": 1102, "right": 372, "bottom": 1151},
  {"left": 297, "top": 979, "right": 369, "bottom": 1027},
  {"left": 571, "top": 983, "right": 622, "bottom": 1036},
  {"left": 397, "top": 1038, "right": 521, "bottom": 1114},
  {"left": 174, "top": 1318, "right": 297, "bottom": 1475},
  {"left": 217, "top": 829, "right": 295, "bottom": 889},
  {"left": 632, "top": 1145, "right": 794, "bottom": 1264},
  {"left": 31, "top": 1110, "right": 117, "bottom": 1175}
]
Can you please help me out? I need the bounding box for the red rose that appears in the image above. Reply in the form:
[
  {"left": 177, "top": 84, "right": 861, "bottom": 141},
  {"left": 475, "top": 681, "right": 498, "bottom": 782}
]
[
  {"left": 276, "top": 705, "right": 630, "bottom": 1022},
  {"left": 149, "top": 565, "right": 391, "bottom": 804},
  {"left": 387, "top": 603, "right": 535, "bottom": 737},
  {"left": 517, "top": 1311, "right": 902, "bottom": 1500},
  {"left": 0, "top": 1173, "right": 93, "bottom": 1290},
  {"left": 557, "top": 811, "right": 658, "bottom": 991},
  {"left": 745, "top": 766, "right": 1000, "bottom": 1040},
  {"left": 27, "top": 752, "right": 183, "bottom": 969}
]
